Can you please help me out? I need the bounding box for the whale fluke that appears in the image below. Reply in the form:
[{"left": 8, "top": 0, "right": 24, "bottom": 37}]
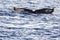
[{"left": 13, "top": 7, "right": 55, "bottom": 14}]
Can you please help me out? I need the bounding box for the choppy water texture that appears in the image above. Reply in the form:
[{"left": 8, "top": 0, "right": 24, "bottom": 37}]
[{"left": 0, "top": 0, "right": 60, "bottom": 40}]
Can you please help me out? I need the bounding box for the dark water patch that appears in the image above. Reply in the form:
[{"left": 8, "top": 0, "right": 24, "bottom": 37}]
[
  {"left": 44, "top": 34, "right": 52, "bottom": 35},
  {"left": 33, "top": 28, "right": 44, "bottom": 30},
  {"left": 0, "top": 39, "right": 2, "bottom": 40},
  {"left": 20, "top": 16, "right": 25, "bottom": 18},
  {"left": 0, "top": 31, "right": 23, "bottom": 37},
  {"left": 19, "top": 22, "right": 29, "bottom": 25},
  {"left": 0, "top": 12, "right": 15, "bottom": 17},
  {"left": 23, "top": 38, "right": 33, "bottom": 40},
  {"left": 0, "top": 26, "right": 6, "bottom": 28},
  {"left": 44, "top": 29, "right": 51, "bottom": 32},
  {"left": 0, "top": 31, "right": 18, "bottom": 34},
  {"left": 50, "top": 36, "right": 58, "bottom": 38},
  {"left": 0, "top": 36, "right": 10, "bottom": 38},
  {"left": 28, "top": 2, "right": 36, "bottom": 4},
  {"left": 6, "top": 27, "right": 24, "bottom": 29},
  {"left": 42, "top": 17, "right": 48, "bottom": 22},
  {"left": 52, "top": 26, "right": 59, "bottom": 29},
  {"left": 57, "top": 34, "right": 60, "bottom": 37},
  {"left": 0, "top": 10, "right": 17, "bottom": 17},
  {"left": 1, "top": 21, "right": 11, "bottom": 24},
  {"left": 28, "top": 31, "right": 43, "bottom": 35},
  {"left": 10, "top": 31, "right": 22, "bottom": 37},
  {"left": 10, "top": 32, "right": 18, "bottom": 37},
  {"left": 0, "top": 26, "right": 24, "bottom": 30}
]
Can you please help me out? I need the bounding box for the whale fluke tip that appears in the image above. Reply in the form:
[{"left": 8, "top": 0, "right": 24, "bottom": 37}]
[
  {"left": 13, "top": 7, "right": 17, "bottom": 11},
  {"left": 52, "top": 7, "right": 56, "bottom": 13}
]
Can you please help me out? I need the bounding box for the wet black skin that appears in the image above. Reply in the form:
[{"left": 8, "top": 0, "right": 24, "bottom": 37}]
[
  {"left": 24, "top": 9, "right": 35, "bottom": 13},
  {"left": 14, "top": 7, "right": 54, "bottom": 14},
  {"left": 24, "top": 8, "right": 54, "bottom": 14},
  {"left": 35, "top": 8, "right": 54, "bottom": 14}
]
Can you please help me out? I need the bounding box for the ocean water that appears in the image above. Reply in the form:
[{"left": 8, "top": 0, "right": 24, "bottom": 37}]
[{"left": 0, "top": 0, "right": 60, "bottom": 40}]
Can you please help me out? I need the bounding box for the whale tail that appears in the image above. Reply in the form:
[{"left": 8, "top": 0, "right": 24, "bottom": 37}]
[{"left": 52, "top": 7, "right": 55, "bottom": 13}]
